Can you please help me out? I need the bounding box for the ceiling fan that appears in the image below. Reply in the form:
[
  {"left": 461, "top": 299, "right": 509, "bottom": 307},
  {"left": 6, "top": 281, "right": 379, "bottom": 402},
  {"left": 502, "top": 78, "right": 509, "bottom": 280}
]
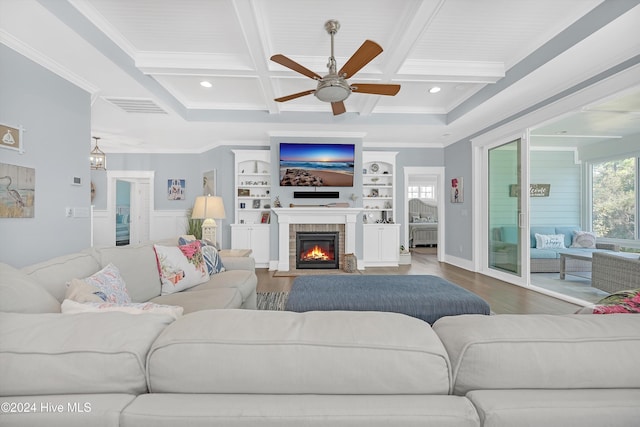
[{"left": 270, "top": 20, "right": 401, "bottom": 115}]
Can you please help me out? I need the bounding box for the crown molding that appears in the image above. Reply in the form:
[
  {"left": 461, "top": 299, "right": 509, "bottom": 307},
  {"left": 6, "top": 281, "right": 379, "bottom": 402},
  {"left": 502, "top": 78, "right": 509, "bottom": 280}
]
[{"left": 1, "top": 30, "right": 100, "bottom": 96}]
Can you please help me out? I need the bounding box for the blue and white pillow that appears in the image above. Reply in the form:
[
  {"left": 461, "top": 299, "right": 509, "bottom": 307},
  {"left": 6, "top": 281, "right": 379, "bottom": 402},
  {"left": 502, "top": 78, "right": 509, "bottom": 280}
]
[
  {"left": 178, "top": 237, "right": 225, "bottom": 274},
  {"left": 81, "top": 263, "right": 131, "bottom": 304},
  {"left": 535, "top": 233, "right": 566, "bottom": 250}
]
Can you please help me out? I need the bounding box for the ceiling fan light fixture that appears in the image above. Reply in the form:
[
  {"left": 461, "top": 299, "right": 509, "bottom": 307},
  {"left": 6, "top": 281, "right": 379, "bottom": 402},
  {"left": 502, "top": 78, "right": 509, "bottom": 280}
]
[{"left": 315, "top": 77, "right": 351, "bottom": 102}]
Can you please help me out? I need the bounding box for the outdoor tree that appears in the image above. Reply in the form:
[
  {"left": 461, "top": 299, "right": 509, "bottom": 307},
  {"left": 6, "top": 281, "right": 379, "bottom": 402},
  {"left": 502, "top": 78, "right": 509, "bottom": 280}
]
[{"left": 592, "top": 157, "right": 635, "bottom": 239}]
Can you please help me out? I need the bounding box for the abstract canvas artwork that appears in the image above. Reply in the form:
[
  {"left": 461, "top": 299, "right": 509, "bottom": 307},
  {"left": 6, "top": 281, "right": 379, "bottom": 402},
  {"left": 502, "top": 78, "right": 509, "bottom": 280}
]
[{"left": 0, "top": 162, "right": 35, "bottom": 218}]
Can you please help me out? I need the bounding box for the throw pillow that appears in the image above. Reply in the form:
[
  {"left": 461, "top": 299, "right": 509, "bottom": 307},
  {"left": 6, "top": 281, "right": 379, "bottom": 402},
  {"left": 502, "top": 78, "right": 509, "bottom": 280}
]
[
  {"left": 535, "top": 233, "right": 566, "bottom": 249},
  {"left": 178, "top": 237, "right": 225, "bottom": 275},
  {"left": 571, "top": 231, "right": 597, "bottom": 248},
  {"left": 0, "top": 262, "right": 61, "bottom": 313},
  {"left": 576, "top": 289, "right": 640, "bottom": 314},
  {"left": 65, "top": 278, "right": 104, "bottom": 303},
  {"left": 78, "top": 263, "right": 131, "bottom": 304},
  {"left": 154, "top": 241, "right": 209, "bottom": 295},
  {"left": 61, "top": 299, "right": 183, "bottom": 320}
]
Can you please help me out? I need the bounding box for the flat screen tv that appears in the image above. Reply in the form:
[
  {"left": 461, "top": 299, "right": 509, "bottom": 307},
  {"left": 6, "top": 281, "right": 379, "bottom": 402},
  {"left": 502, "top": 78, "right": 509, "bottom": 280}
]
[{"left": 279, "top": 143, "right": 355, "bottom": 187}]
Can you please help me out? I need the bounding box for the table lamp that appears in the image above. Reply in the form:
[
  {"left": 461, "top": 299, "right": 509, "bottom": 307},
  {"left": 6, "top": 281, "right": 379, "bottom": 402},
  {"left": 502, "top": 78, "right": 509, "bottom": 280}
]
[{"left": 191, "top": 196, "right": 226, "bottom": 246}]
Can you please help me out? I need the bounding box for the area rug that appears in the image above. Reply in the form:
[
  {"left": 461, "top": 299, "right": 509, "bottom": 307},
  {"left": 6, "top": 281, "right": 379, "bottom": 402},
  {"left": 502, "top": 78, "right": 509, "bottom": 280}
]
[{"left": 257, "top": 292, "right": 289, "bottom": 310}]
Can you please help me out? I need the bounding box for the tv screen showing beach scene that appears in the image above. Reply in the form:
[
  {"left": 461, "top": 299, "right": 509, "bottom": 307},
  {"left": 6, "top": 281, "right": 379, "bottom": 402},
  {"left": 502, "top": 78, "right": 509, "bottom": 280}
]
[{"left": 279, "top": 143, "right": 355, "bottom": 187}]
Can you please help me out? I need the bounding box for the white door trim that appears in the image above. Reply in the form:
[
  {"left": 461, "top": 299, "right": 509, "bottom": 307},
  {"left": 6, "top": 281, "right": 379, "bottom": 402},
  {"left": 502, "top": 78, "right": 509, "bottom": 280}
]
[
  {"left": 106, "top": 170, "right": 154, "bottom": 246},
  {"left": 403, "top": 166, "right": 445, "bottom": 262}
]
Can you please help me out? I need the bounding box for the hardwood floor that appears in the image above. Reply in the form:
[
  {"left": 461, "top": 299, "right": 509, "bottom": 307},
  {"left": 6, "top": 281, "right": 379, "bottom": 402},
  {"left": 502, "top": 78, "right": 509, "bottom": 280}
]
[{"left": 256, "top": 247, "right": 581, "bottom": 315}]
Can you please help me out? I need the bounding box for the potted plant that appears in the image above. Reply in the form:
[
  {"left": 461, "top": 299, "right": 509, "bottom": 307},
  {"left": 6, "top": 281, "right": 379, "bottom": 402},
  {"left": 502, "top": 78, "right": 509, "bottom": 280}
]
[{"left": 185, "top": 209, "right": 203, "bottom": 240}]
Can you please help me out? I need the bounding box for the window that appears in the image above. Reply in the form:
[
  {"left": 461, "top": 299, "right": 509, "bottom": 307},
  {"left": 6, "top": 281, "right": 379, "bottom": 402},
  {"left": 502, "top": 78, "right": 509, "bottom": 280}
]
[
  {"left": 591, "top": 156, "right": 637, "bottom": 241},
  {"left": 407, "top": 185, "right": 435, "bottom": 200}
]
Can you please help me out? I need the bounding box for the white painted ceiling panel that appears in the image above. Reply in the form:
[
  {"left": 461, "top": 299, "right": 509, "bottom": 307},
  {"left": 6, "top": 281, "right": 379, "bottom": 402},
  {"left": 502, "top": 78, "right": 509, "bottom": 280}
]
[
  {"left": 86, "top": 0, "right": 248, "bottom": 54},
  {"left": 2, "top": 0, "right": 637, "bottom": 152}
]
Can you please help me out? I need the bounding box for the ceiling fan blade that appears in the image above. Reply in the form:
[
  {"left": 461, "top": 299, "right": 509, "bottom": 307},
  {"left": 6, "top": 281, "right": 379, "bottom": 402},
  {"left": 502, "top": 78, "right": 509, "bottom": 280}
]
[
  {"left": 331, "top": 101, "right": 346, "bottom": 115},
  {"left": 270, "top": 54, "right": 322, "bottom": 80},
  {"left": 274, "top": 89, "right": 315, "bottom": 102},
  {"left": 351, "top": 83, "right": 401, "bottom": 96},
  {"left": 338, "top": 40, "right": 383, "bottom": 79}
]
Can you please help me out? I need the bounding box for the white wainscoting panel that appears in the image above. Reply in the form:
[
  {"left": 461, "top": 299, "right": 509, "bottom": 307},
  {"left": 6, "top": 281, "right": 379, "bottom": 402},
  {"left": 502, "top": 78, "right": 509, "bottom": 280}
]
[
  {"left": 92, "top": 209, "right": 188, "bottom": 246},
  {"left": 92, "top": 209, "right": 112, "bottom": 247},
  {"left": 152, "top": 210, "right": 188, "bottom": 241}
]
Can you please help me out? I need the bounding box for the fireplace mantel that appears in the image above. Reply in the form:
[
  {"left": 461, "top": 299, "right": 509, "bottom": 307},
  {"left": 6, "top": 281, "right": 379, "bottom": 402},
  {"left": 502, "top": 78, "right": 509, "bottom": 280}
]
[{"left": 272, "top": 207, "right": 362, "bottom": 271}]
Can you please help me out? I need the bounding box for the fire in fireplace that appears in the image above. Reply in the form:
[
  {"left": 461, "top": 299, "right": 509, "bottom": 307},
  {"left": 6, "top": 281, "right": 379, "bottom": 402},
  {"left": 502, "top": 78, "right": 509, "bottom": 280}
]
[{"left": 296, "top": 231, "right": 339, "bottom": 269}]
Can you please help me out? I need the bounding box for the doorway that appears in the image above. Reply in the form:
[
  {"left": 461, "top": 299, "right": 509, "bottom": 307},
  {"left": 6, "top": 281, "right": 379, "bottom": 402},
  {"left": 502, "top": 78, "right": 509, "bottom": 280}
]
[
  {"left": 403, "top": 167, "right": 445, "bottom": 262},
  {"left": 104, "top": 171, "right": 154, "bottom": 246},
  {"left": 115, "top": 180, "right": 131, "bottom": 246}
]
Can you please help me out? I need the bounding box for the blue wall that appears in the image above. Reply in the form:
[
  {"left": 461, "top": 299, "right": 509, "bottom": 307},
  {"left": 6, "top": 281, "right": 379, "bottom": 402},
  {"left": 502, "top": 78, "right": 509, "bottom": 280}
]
[
  {"left": 0, "top": 45, "right": 92, "bottom": 267},
  {"left": 530, "top": 150, "right": 581, "bottom": 227},
  {"left": 444, "top": 140, "right": 473, "bottom": 260}
]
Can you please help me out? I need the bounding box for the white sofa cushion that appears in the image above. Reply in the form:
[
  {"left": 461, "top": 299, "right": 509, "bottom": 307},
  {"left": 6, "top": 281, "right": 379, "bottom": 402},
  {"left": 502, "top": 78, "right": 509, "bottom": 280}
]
[
  {"left": 433, "top": 314, "right": 640, "bottom": 395},
  {"left": 122, "top": 394, "right": 480, "bottom": 427},
  {"left": 0, "top": 312, "right": 172, "bottom": 396},
  {"left": 0, "top": 263, "right": 60, "bottom": 313},
  {"left": 150, "top": 288, "right": 242, "bottom": 313},
  {"left": 467, "top": 389, "right": 640, "bottom": 427},
  {"left": 93, "top": 244, "right": 162, "bottom": 302},
  {"left": 21, "top": 251, "right": 101, "bottom": 302},
  {"left": 0, "top": 394, "right": 136, "bottom": 427},
  {"left": 147, "top": 310, "right": 451, "bottom": 394}
]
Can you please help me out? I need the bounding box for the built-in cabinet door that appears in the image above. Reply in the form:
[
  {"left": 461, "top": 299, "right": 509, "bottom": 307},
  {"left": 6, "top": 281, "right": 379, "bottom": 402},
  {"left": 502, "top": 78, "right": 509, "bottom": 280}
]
[
  {"left": 363, "top": 224, "right": 400, "bottom": 266},
  {"left": 231, "top": 224, "right": 270, "bottom": 268}
]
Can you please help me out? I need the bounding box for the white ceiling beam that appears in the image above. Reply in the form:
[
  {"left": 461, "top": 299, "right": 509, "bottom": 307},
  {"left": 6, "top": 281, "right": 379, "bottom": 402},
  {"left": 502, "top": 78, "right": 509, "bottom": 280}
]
[
  {"left": 136, "top": 52, "right": 254, "bottom": 74},
  {"left": 359, "top": 0, "right": 448, "bottom": 116},
  {"left": 232, "top": 0, "right": 280, "bottom": 114}
]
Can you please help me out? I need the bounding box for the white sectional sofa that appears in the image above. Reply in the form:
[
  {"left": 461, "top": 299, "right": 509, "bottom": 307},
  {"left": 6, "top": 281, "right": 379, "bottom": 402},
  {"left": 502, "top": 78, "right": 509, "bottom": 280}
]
[
  {"left": 1, "top": 246, "right": 639, "bottom": 426},
  {"left": 7, "top": 239, "right": 258, "bottom": 312}
]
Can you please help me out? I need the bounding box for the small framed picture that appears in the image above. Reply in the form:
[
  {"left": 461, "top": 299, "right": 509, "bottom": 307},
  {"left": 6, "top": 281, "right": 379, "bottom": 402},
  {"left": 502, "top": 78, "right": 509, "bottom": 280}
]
[
  {"left": 260, "top": 211, "right": 270, "bottom": 224},
  {"left": 252, "top": 199, "right": 261, "bottom": 209},
  {"left": 370, "top": 188, "right": 379, "bottom": 197},
  {"left": 238, "top": 188, "right": 250, "bottom": 197},
  {"left": 168, "top": 179, "right": 185, "bottom": 200}
]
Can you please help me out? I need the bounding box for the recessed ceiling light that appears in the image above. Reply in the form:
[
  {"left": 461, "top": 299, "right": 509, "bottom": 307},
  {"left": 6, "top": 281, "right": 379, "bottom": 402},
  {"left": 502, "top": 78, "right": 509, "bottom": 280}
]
[
  {"left": 429, "top": 86, "right": 441, "bottom": 94},
  {"left": 200, "top": 81, "right": 212, "bottom": 88}
]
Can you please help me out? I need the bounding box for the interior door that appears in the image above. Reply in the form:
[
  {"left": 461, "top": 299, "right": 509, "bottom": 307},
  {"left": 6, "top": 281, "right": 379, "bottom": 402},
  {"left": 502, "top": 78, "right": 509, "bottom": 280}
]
[{"left": 488, "top": 139, "right": 524, "bottom": 275}]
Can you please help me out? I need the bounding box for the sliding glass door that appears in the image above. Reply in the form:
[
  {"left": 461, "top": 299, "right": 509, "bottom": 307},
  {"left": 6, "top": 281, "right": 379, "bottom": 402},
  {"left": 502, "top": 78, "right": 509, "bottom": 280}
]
[{"left": 488, "top": 139, "right": 523, "bottom": 275}]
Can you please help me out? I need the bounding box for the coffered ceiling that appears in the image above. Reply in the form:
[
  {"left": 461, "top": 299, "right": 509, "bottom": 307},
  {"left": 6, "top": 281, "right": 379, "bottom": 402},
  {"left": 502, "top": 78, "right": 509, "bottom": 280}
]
[{"left": 1, "top": 0, "right": 639, "bottom": 152}]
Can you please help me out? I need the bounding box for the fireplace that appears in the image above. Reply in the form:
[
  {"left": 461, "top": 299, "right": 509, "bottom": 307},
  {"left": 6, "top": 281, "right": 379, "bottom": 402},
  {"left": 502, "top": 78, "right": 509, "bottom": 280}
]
[{"left": 296, "top": 232, "right": 339, "bottom": 269}]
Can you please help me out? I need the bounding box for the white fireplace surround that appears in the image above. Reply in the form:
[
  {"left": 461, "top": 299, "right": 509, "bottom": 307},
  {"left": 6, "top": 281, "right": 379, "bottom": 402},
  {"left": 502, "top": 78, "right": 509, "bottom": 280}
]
[{"left": 272, "top": 207, "right": 362, "bottom": 271}]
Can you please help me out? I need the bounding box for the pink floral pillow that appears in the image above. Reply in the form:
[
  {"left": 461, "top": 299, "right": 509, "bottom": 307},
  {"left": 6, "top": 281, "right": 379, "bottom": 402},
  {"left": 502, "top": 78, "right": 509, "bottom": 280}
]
[
  {"left": 577, "top": 289, "right": 640, "bottom": 314},
  {"left": 154, "top": 241, "right": 209, "bottom": 295}
]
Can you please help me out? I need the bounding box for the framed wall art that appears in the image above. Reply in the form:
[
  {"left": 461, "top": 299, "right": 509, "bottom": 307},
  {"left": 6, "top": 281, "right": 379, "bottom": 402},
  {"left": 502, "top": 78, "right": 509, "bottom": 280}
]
[
  {"left": 168, "top": 179, "right": 185, "bottom": 200},
  {"left": 0, "top": 123, "right": 24, "bottom": 154},
  {"left": 202, "top": 170, "right": 216, "bottom": 196},
  {"left": 451, "top": 177, "right": 463, "bottom": 203},
  {"left": 0, "top": 162, "right": 35, "bottom": 218}
]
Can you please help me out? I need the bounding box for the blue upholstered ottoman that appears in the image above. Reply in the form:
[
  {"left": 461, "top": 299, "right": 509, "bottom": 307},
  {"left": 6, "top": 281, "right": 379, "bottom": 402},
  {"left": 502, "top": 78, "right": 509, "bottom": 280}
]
[{"left": 285, "top": 275, "right": 490, "bottom": 324}]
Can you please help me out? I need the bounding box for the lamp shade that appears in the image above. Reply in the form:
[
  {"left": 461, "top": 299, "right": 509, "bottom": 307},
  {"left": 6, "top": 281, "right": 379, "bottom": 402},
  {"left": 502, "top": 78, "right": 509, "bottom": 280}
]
[{"left": 192, "top": 196, "right": 226, "bottom": 220}]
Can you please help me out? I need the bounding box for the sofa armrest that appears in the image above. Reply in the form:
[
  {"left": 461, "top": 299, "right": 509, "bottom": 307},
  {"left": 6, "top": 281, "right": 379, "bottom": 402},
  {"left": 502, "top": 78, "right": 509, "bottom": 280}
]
[
  {"left": 221, "top": 256, "right": 255, "bottom": 271},
  {"left": 596, "top": 242, "right": 620, "bottom": 251}
]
